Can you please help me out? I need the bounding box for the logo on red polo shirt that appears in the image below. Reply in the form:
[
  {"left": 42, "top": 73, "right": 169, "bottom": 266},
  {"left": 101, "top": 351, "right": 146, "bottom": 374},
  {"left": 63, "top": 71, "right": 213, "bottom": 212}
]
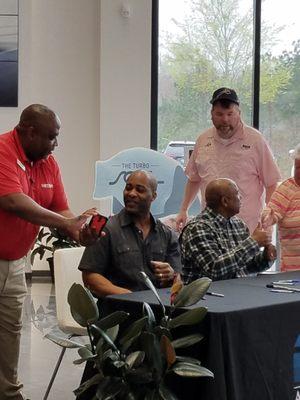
[{"left": 41, "top": 183, "right": 53, "bottom": 188}]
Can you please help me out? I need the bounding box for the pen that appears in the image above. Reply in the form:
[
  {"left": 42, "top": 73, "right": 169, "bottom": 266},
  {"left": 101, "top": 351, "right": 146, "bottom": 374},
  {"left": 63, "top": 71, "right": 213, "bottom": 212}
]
[
  {"left": 266, "top": 284, "right": 300, "bottom": 293},
  {"left": 273, "top": 279, "right": 300, "bottom": 284},
  {"left": 206, "top": 291, "right": 224, "bottom": 297},
  {"left": 270, "top": 289, "right": 293, "bottom": 293}
]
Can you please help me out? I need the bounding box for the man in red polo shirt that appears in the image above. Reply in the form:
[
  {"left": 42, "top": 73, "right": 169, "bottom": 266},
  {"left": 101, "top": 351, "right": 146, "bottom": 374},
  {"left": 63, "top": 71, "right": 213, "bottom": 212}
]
[{"left": 0, "top": 104, "right": 95, "bottom": 400}]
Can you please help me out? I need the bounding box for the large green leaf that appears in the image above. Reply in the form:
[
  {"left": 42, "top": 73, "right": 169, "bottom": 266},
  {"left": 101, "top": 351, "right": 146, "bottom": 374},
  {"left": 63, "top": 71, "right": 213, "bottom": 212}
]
[
  {"left": 119, "top": 316, "right": 148, "bottom": 347},
  {"left": 174, "top": 277, "right": 211, "bottom": 307},
  {"left": 68, "top": 283, "right": 99, "bottom": 327},
  {"left": 90, "top": 324, "right": 119, "bottom": 353},
  {"left": 44, "top": 332, "right": 85, "bottom": 348},
  {"left": 172, "top": 333, "right": 204, "bottom": 349},
  {"left": 143, "top": 302, "right": 156, "bottom": 330},
  {"left": 105, "top": 325, "right": 119, "bottom": 344},
  {"left": 140, "top": 332, "right": 163, "bottom": 381},
  {"left": 73, "top": 346, "right": 97, "bottom": 364},
  {"left": 139, "top": 272, "right": 166, "bottom": 315},
  {"left": 160, "top": 335, "right": 176, "bottom": 368},
  {"left": 95, "top": 311, "right": 129, "bottom": 330},
  {"left": 95, "top": 337, "right": 104, "bottom": 359},
  {"left": 175, "top": 356, "right": 201, "bottom": 366},
  {"left": 120, "top": 333, "right": 141, "bottom": 354},
  {"left": 125, "top": 351, "right": 145, "bottom": 369},
  {"left": 168, "top": 307, "right": 207, "bottom": 329},
  {"left": 171, "top": 362, "right": 214, "bottom": 378}
]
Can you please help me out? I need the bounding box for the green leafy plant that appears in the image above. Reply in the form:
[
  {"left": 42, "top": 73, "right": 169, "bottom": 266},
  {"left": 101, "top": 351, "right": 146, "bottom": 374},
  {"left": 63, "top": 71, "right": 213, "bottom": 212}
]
[
  {"left": 59, "top": 273, "right": 214, "bottom": 399},
  {"left": 30, "top": 227, "right": 79, "bottom": 265},
  {"left": 30, "top": 227, "right": 79, "bottom": 282}
]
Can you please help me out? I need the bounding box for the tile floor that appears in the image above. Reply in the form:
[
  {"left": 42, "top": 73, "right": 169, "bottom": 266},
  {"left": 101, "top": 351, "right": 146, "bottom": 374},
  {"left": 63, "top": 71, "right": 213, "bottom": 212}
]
[{"left": 19, "top": 277, "right": 85, "bottom": 400}]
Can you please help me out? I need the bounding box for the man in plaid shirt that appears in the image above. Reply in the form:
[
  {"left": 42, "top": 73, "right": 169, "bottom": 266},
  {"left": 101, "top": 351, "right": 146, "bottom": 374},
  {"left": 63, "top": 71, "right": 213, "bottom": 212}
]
[{"left": 180, "top": 178, "right": 277, "bottom": 282}]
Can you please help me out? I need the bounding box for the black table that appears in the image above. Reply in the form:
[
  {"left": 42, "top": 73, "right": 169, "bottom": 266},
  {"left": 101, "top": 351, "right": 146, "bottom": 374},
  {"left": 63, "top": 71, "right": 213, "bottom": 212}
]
[{"left": 103, "top": 272, "right": 300, "bottom": 400}]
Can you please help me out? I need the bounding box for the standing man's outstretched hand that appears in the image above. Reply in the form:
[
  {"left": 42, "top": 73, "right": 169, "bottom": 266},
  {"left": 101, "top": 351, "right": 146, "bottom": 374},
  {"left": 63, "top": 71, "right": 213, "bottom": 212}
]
[{"left": 176, "top": 210, "right": 188, "bottom": 232}]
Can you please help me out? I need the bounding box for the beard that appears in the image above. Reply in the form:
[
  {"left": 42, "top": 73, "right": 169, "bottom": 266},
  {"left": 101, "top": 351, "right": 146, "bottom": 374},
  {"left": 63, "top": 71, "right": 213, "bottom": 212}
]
[{"left": 216, "top": 125, "right": 234, "bottom": 138}]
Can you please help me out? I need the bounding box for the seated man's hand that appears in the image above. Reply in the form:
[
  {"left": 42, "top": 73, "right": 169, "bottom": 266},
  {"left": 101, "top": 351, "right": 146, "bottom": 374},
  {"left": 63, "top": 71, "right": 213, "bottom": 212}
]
[
  {"left": 251, "top": 223, "right": 272, "bottom": 247},
  {"left": 264, "top": 244, "right": 277, "bottom": 261},
  {"left": 151, "top": 261, "right": 174, "bottom": 287}
]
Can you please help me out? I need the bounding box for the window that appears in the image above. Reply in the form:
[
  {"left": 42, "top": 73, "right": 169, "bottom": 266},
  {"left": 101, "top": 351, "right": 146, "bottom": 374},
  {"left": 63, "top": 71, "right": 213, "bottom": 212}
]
[
  {"left": 0, "top": 0, "right": 18, "bottom": 107},
  {"left": 158, "top": 0, "right": 253, "bottom": 152},
  {"left": 260, "top": 0, "right": 300, "bottom": 179},
  {"left": 156, "top": 0, "right": 300, "bottom": 182}
]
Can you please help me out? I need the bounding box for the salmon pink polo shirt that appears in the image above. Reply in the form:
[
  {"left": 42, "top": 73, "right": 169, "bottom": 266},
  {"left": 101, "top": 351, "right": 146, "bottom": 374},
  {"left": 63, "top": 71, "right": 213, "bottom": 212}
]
[
  {"left": 0, "top": 129, "right": 69, "bottom": 260},
  {"left": 185, "top": 123, "right": 281, "bottom": 233}
]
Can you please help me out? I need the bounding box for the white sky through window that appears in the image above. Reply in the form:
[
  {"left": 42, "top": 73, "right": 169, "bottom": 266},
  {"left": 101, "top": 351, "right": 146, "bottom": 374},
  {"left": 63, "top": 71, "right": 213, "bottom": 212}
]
[{"left": 159, "top": 0, "right": 300, "bottom": 55}]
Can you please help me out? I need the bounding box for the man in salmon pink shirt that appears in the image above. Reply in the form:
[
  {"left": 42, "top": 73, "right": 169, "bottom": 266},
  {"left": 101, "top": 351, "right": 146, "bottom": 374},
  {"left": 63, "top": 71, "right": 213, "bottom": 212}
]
[
  {"left": 176, "top": 88, "right": 281, "bottom": 234},
  {"left": 0, "top": 104, "right": 96, "bottom": 400}
]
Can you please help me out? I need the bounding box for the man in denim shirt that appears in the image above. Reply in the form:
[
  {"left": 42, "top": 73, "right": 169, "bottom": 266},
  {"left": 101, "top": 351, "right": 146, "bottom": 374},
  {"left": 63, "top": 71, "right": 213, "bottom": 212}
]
[{"left": 79, "top": 170, "right": 182, "bottom": 297}]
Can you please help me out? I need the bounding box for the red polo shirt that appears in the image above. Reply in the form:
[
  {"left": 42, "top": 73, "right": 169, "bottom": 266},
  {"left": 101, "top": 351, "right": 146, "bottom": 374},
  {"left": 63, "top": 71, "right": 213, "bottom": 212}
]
[{"left": 0, "top": 129, "right": 69, "bottom": 260}]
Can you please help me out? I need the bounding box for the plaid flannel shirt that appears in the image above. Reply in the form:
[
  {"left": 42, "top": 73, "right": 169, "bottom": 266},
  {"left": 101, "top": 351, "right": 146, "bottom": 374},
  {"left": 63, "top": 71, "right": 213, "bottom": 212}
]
[{"left": 180, "top": 207, "right": 269, "bottom": 282}]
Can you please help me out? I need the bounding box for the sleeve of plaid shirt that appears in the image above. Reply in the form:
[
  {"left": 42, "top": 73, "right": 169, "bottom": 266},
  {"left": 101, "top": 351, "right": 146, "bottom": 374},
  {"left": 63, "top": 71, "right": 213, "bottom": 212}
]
[{"left": 180, "top": 221, "right": 268, "bottom": 282}]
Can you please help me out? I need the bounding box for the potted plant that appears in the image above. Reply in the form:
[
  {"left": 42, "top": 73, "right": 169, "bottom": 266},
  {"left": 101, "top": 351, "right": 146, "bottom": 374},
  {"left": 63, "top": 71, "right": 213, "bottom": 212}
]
[
  {"left": 43, "top": 272, "right": 214, "bottom": 399},
  {"left": 30, "top": 227, "right": 80, "bottom": 282}
]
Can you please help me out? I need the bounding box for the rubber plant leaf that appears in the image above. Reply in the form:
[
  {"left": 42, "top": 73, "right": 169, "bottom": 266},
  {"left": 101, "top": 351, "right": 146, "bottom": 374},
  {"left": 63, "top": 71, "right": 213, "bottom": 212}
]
[
  {"left": 174, "top": 277, "right": 211, "bottom": 308},
  {"left": 143, "top": 302, "right": 156, "bottom": 330},
  {"left": 95, "top": 311, "right": 129, "bottom": 330},
  {"left": 160, "top": 334, "right": 176, "bottom": 368},
  {"left": 67, "top": 283, "right": 99, "bottom": 327},
  {"left": 119, "top": 316, "right": 148, "bottom": 347},
  {"left": 172, "top": 333, "right": 204, "bottom": 349},
  {"left": 125, "top": 351, "right": 145, "bottom": 369},
  {"left": 171, "top": 362, "right": 214, "bottom": 378},
  {"left": 44, "top": 332, "right": 85, "bottom": 349},
  {"left": 168, "top": 307, "right": 207, "bottom": 329},
  {"left": 140, "top": 271, "right": 166, "bottom": 315}
]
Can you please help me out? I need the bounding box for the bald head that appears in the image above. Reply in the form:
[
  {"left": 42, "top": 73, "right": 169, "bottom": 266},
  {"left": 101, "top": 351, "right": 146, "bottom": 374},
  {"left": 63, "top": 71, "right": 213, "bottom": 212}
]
[
  {"left": 123, "top": 170, "right": 158, "bottom": 217},
  {"left": 19, "top": 104, "right": 57, "bottom": 129},
  {"left": 16, "top": 104, "right": 60, "bottom": 161},
  {"left": 205, "top": 178, "right": 241, "bottom": 217},
  {"left": 127, "top": 170, "right": 158, "bottom": 195}
]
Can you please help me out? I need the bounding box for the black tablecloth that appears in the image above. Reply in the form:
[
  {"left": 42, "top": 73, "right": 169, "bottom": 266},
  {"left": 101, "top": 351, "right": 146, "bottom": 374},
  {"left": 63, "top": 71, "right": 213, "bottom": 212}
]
[{"left": 102, "top": 271, "right": 300, "bottom": 400}]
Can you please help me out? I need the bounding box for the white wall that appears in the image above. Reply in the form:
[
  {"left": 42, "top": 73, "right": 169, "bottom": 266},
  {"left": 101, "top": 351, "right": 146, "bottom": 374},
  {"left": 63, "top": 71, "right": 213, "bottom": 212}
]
[
  {"left": 99, "top": 0, "right": 152, "bottom": 160},
  {"left": 0, "top": 0, "right": 152, "bottom": 213},
  {"left": 0, "top": 0, "right": 101, "bottom": 214},
  {"left": 28, "top": 1, "right": 102, "bottom": 213},
  {"left": 0, "top": 0, "right": 152, "bottom": 269}
]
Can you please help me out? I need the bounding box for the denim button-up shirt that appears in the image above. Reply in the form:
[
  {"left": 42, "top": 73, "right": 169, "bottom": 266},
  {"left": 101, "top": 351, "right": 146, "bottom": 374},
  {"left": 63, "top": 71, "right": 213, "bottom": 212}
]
[{"left": 79, "top": 209, "right": 182, "bottom": 292}]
